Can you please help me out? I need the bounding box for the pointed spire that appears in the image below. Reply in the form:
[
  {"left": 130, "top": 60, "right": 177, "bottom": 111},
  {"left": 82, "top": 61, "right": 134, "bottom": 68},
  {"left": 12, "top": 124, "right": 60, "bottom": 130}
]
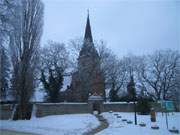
[{"left": 84, "top": 9, "right": 93, "bottom": 43}]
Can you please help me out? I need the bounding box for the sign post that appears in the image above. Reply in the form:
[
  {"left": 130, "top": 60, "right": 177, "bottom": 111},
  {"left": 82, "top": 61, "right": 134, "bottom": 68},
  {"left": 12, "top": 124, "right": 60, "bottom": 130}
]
[{"left": 161, "top": 100, "right": 174, "bottom": 129}]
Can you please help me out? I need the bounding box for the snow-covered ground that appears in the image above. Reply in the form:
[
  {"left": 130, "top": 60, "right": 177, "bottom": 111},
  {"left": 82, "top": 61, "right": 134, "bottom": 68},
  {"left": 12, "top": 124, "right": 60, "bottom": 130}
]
[
  {"left": 0, "top": 114, "right": 100, "bottom": 135},
  {"left": 97, "top": 112, "right": 180, "bottom": 135},
  {"left": 1, "top": 112, "right": 179, "bottom": 135}
]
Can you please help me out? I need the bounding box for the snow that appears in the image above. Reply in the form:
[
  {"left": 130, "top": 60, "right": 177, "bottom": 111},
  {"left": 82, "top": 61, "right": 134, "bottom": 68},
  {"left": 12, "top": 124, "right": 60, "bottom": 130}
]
[
  {"left": 1, "top": 112, "right": 179, "bottom": 135},
  {"left": 104, "top": 102, "right": 134, "bottom": 104},
  {"left": 97, "top": 112, "right": 180, "bottom": 135},
  {"left": 61, "top": 75, "right": 71, "bottom": 91},
  {"left": 33, "top": 89, "right": 45, "bottom": 102},
  {"left": 37, "top": 102, "right": 87, "bottom": 105},
  {"left": 88, "top": 95, "right": 104, "bottom": 101},
  {"left": 31, "top": 104, "right": 37, "bottom": 119},
  {"left": 10, "top": 104, "right": 17, "bottom": 120},
  {"left": 31, "top": 75, "right": 72, "bottom": 102},
  {"left": 0, "top": 114, "right": 100, "bottom": 135}
]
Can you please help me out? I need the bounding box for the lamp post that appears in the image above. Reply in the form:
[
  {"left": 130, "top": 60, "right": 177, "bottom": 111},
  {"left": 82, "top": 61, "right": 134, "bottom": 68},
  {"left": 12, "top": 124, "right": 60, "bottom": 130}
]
[
  {"left": 127, "top": 75, "right": 137, "bottom": 125},
  {"left": 134, "top": 92, "right": 137, "bottom": 125}
]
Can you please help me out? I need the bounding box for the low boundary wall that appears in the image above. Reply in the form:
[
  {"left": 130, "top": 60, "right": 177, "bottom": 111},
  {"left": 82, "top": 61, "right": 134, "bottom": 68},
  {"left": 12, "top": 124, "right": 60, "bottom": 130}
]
[
  {"left": 0, "top": 104, "right": 13, "bottom": 120},
  {"left": 102, "top": 102, "right": 134, "bottom": 112},
  {"left": 0, "top": 102, "right": 174, "bottom": 119},
  {"left": 35, "top": 103, "right": 90, "bottom": 117}
]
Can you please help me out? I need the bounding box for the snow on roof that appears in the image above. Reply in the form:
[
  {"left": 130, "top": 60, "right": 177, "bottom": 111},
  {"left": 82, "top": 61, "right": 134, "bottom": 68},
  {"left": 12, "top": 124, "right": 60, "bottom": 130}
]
[
  {"left": 104, "top": 102, "right": 134, "bottom": 104},
  {"left": 36, "top": 102, "right": 88, "bottom": 105},
  {"left": 88, "top": 95, "right": 104, "bottom": 101}
]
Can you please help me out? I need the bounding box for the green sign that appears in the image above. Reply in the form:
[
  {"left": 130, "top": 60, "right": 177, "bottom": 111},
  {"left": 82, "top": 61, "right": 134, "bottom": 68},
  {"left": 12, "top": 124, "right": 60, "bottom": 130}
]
[
  {"left": 161, "top": 100, "right": 174, "bottom": 111},
  {"left": 165, "top": 101, "right": 174, "bottom": 111}
]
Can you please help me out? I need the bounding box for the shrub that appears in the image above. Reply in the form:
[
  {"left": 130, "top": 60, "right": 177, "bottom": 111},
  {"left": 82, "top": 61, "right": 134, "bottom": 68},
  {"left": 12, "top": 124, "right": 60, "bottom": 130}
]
[{"left": 137, "top": 97, "right": 151, "bottom": 115}]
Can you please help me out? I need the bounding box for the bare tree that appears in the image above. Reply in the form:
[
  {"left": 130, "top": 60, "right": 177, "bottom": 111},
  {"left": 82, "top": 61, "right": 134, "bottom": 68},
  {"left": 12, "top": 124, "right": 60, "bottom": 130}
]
[
  {"left": 97, "top": 42, "right": 127, "bottom": 100},
  {"left": 0, "top": 0, "right": 15, "bottom": 42},
  {"left": 9, "top": 0, "right": 44, "bottom": 119},
  {"left": 67, "top": 38, "right": 84, "bottom": 71},
  {"left": 140, "top": 50, "right": 180, "bottom": 101},
  {"left": 0, "top": 0, "right": 19, "bottom": 101},
  {"left": 0, "top": 44, "right": 10, "bottom": 100},
  {"left": 118, "top": 55, "right": 141, "bottom": 96}
]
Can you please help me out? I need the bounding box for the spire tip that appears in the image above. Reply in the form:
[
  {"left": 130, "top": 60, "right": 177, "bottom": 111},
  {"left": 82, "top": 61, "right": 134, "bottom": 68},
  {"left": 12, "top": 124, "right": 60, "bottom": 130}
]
[{"left": 87, "top": 9, "right": 89, "bottom": 16}]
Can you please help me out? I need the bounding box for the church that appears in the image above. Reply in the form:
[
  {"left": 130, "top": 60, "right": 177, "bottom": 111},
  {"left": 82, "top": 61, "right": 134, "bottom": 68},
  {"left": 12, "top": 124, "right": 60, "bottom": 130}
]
[{"left": 67, "top": 13, "right": 105, "bottom": 102}]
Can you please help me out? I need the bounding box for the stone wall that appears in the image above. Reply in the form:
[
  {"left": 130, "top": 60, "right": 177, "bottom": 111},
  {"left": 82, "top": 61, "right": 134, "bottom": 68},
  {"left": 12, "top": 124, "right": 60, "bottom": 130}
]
[
  {"left": 35, "top": 102, "right": 135, "bottom": 117},
  {"left": 0, "top": 102, "right": 177, "bottom": 119},
  {"left": 35, "top": 103, "right": 91, "bottom": 117},
  {"left": 102, "top": 102, "right": 134, "bottom": 112},
  {"left": 0, "top": 104, "right": 13, "bottom": 120}
]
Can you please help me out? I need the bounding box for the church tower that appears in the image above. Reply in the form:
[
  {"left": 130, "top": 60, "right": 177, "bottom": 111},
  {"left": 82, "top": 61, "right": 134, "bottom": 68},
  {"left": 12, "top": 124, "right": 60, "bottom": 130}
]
[{"left": 70, "top": 12, "right": 105, "bottom": 102}]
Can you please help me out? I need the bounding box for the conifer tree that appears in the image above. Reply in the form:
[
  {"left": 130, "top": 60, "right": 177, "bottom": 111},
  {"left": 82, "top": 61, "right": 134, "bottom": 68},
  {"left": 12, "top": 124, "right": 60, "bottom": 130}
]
[
  {"left": 127, "top": 76, "right": 136, "bottom": 101},
  {"left": 41, "top": 68, "right": 63, "bottom": 102}
]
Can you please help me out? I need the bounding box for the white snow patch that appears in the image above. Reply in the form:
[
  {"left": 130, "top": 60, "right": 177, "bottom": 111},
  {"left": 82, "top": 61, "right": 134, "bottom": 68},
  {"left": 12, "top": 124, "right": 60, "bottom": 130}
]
[
  {"left": 10, "top": 104, "right": 17, "bottom": 120},
  {"left": 0, "top": 114, "right": 100, "bottom": 135},
  {"left": 31, "top": 75, "right": 71, "bottom": 102},
  {"left": 61, "top": 75, "right": 71, "bottom": 91},
  {"left": 36, "top": 102, "right": 87, "bottom": 105},
  {"left": 31, "top": 104, "right": 37, "bottom": 119},
  {"left": 88, "top": 95, "right": 103, "bottom": 101},
  {"left": 104, "top": 102, "right": 134, "bottom": 104},
  {"left": 32, "top": 89, "right": 45, "bottom": 102},
  {"left": 97, "top": 112, "right": 180, "bottom": 135}
]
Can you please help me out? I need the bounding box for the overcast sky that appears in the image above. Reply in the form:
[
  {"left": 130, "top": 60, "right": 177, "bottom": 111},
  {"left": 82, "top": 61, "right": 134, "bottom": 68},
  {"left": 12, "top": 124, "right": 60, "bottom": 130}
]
[{"left": 41, "top": 0, "right": 180, "bottom": 57}]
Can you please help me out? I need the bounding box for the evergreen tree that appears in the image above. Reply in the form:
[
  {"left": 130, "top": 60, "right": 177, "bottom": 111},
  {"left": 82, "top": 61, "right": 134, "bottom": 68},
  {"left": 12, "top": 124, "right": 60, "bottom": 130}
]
[
  {"left": 109, "top": 82, "right": 120, "bottom": 101},
  {"left": 40, "top": 41, "right": 69, "bottom": 102},
  {"left": 40, "top": 68, "right": 63, "bottom": 102},
  {"left": 127, "top": 76, "right": 136, "bottom": 101},
  {"left": 137, "top": 96, "right": 151, "bottom": 115},
  {"left": 0, "top": 45, "right": 10, "bottom": 100}
]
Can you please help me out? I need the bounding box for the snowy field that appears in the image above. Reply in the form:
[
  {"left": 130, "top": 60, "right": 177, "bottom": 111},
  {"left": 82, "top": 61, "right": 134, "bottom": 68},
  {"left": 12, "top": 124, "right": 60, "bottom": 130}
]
[
  {"left": 0, "top": 112, "right": 179, "bottom": 135},
  {"left": 0, "top": 114, "right": 100, "bottom": 135},
  {"left": 97, "top": 112, "right": 180, "bottom": 135}
]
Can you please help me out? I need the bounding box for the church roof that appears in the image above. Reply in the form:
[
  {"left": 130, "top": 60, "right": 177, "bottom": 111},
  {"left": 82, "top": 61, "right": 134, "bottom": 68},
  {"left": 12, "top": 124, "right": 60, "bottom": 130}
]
[{"left": 84, "top": 11, "right": 93, "bottom": 43}]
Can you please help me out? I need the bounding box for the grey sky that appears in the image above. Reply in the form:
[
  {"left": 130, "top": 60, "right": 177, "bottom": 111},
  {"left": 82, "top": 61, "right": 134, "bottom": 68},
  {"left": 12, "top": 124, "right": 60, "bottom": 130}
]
[{"left": 42, "top": 0, "right": 180, "bottom": 57}]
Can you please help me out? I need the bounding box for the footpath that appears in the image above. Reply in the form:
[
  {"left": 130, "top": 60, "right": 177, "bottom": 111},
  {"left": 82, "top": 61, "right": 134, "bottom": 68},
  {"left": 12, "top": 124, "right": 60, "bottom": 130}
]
[{"left": 84, "top": 114, "right": 109, "bottom": 135}]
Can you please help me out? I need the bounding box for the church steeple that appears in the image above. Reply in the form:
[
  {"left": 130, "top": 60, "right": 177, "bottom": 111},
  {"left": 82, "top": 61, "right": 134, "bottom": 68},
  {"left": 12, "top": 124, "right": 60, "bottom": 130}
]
[
  {"left": 84, "top": 10, "right": 93, "bottom": 43},
  {"left": 70, "top": 10, "right": 105, "bottom": 102}
]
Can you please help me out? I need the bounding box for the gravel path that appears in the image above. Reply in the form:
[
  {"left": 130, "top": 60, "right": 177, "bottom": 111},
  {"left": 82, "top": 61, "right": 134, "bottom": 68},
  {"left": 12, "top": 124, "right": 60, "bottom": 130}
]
[
  {"left": 84, "top": 114, "right": 109, "bottom": 135},
  {"left": 0, "top": 129, "right": 39, "bottom": 135}
]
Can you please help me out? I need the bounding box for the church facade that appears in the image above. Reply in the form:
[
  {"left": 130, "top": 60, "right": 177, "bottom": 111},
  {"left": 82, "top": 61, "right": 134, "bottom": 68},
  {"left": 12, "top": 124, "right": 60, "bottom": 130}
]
[{"left": 68, "top": 13, "right": 105, "bottom": 102}]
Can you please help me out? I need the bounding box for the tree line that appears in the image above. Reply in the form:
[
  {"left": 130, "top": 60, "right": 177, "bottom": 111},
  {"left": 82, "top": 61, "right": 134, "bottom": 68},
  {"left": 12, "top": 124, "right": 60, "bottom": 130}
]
[{"left": 67, "top": 39, "right": 180, "bottom": 103}]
